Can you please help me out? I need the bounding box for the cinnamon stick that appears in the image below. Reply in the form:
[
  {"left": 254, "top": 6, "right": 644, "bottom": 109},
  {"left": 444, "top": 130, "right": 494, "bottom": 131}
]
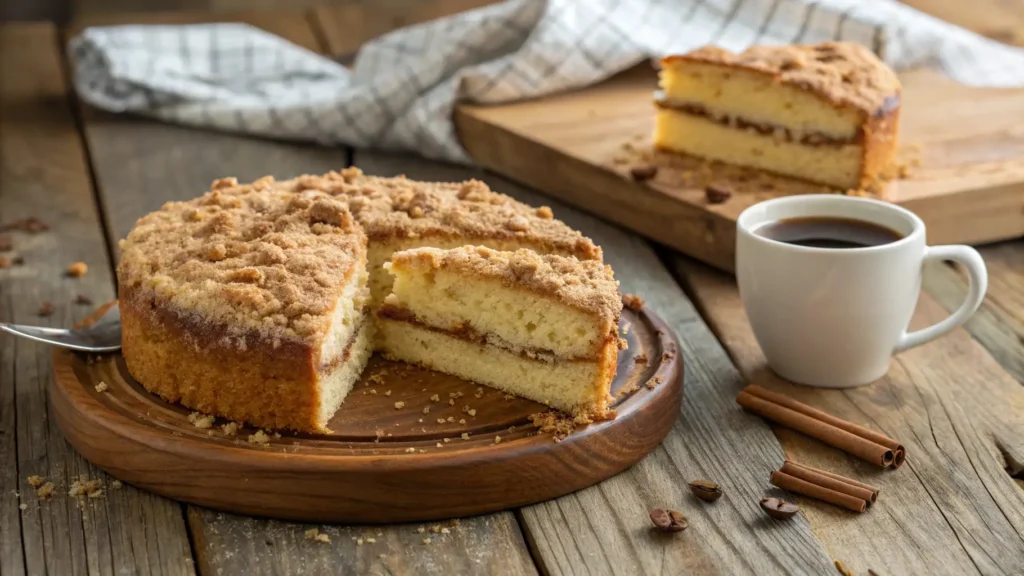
[
  {"left": 770, "top": 470, "right": 867, "bottom": 513},
  {"left": 736, "top": 391, "right": 894, "bottom": 467},
  {"left": 780, "top": 461, "right": 877, "bottom": 505},
  {"left": 784, "top": 460, "right": 879, "bottom": 503},
  {"left": 737, "top": 385, "right": 905, "bottom": 468}
]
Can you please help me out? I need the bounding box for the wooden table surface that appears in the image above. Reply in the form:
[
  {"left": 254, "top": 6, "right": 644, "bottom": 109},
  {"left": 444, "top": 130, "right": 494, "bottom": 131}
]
[{"left": 2, "top": 2, "right": 1023, "bottom": 575}]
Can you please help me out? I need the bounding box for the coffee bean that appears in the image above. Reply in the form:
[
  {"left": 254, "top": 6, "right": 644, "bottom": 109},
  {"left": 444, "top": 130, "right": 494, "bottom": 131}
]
[
  {"left": 649, "top": 508, "right": 688, "bottom": 532},
  {"left": 688, "top": 480, "right": 723, "bottom": 502},
  {"left": 759, "top": 497, "right": 799, "bottom": 520},
  {"left": 704, "top": 185, "right": 732, "bottom": 204},
  {"left": 629, "top": 165, "right": 658, "bottom": 182}
]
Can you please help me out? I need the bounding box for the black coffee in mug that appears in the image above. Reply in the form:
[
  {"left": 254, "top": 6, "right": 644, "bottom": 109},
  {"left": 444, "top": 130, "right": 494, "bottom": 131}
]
[{"left": 754, "top": 216, "right": 903, "bottom": 249}]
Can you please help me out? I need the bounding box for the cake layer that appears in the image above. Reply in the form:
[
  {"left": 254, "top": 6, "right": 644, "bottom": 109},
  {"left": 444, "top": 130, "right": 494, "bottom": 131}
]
[
  {"left": 385, "top": 246, "right": 619, "bottom": 360},
  {"left": 377, "top": 317, "right": 615, "bottom": 417},
  {"left": 121, "top": 286, "right": 372, "bottom": 433},
  {"left": 660, "top": 61, "right": 862, "bottom": 138},
  {"left": 655, "top": 109, "right": 864, "bottom": 190}
]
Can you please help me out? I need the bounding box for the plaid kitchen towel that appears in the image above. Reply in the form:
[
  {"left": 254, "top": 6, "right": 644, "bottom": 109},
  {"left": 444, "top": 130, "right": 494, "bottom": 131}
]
[{"left": 69, "top": 0, "right": 1024, "bottom": 164}]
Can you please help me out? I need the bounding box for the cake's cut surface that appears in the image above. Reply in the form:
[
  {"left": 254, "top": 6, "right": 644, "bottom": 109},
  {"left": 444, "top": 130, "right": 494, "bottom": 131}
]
[
  {"left": 655, "top": 42, "right": 901, "bottom": 190},
  {"left": 117, "top": 170, "right": 609, "bottom": 432},
  {"left": 377, "top": 246, "right": 622, "bottom": 418},
  {"left": 277, "top": 168, "right": 602, "bottom": 304}
]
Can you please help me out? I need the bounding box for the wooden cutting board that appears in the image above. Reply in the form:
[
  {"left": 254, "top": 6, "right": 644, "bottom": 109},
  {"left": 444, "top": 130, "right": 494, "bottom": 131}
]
[
  {"left": 455, "top": 65, "right": 1024, "bottom": 271},
  {"left": 51, "top": 303, "right": 682, "bottom": 523}
]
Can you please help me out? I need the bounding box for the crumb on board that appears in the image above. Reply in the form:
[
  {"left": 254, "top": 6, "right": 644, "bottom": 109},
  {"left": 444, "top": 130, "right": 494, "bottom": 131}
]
[
  {"left": 94, "top": 381, "right": 109, "bottom": 393},
  {"left": 27, "top": 476, "right": 45, "bottom": 488},
  {"left": 248, "top": 430, "right": 271, "bottom": 445},
  {"left": 187, "top": 411, "right": 215, "bottom": 429},
  {"left": 36, "top": 483, "right": 55, "bottom": 500},
  {"left": 394, "top": 401, "right": 405, "bottom": 409},
  {"left": 66, "top": 262, "right": 88, "bottom": 277},
  {"left": 622, "top": 294, "right": 645, "bottom": 311},
  {"left": 222, "top": 422, "right": 240, "bottom": 435}
]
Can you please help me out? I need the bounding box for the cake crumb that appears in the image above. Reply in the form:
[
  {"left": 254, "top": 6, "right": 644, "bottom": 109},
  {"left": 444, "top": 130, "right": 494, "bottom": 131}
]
[
  {"left": 67, "top": 262, "right": 88, "bottom": 277},
  {"left": 221, "top": 422, "right": 240, "bottom": 435},
  {"left": 461, "top": 433, "right": 470, "bottom": 440},
  {"left": 366, "top": 537, "right": 376, "bottom": 543},
  {"left": 459, "top": 419, "right": 466, "bottom": 424},
  {"left": 468, "top": 409, "right": 476, "bottom": 417},
  {"left": 443, "top": 438, "right": 451, "bottom": 443},
  {"left": 188, "top": 411, "right": 215, "bottom": 429},
  {"left": 436, "top": 443, "right": 443, "bottom": 448},
  {"left": 248, "top": 430, "right": 271, "bottom": 445},
  {"left": 422, "top": 406, "right": 430, "bottom": 414},
  {"left": 634, "top": 353, "right": 648, "bottom": 363},
  {"left": 448, "top": 399, "right": 455, "bottom": 406},
  {"left": 646, "top": 376, "right": 664, "bottom": 390},
  {"left": 385, "top": 390, "right": 391, "bottom": 396},
  {"left": 394, "top": 401, "right": 405, "bottom": 409},
  {"left": 529, "top": 411, "right": 584, "bottom": 441},
  {"left": 503, "top": 394, "right": 514, "bottom": 400},
  {"left": 370, "top": 389, "right": 377, "bottom": 395},
  {"left": 662, "top": 351, "right": 676, "bottom": 361},
  {"left": 441, "top": 527, "right": 451, "bottom": 534},
  {"left": 36, "top": 483, "right": 55, "bottom": 499},
  {"left": 304, "top": 528, "right": 320, "bottom": 540},
  {"left": 74, "top": 294, "right": 93, "bottom": 305},
  {"left": 19, "top": 503, "right": 27, "bottom": 511},
  {"left": 475, "top": 387, "right": 484, "bottom": 398},
  {"left": 494, "top": 436, "right": 502, "bottom": 444},
  {"left": 27, "top": 476, "right": 45, "bottom": 488},
  {"left": 622, "top": 294, "right": 645, "bottom": 311},
  {"left": 423, "top": 537, "right": 432, "bottom": 545},
  {"left": 416, "top": 526, "right": 426, "bottom": 533},
  {"left": 616, "top": 380, "right": 640, "bottom": 399},
  {"left": 430, "top": 394, "right": 440, "bottom": 402},
  {"left": 94, "top": 381, "right": 109, "bottom": 393},
  {"left": 112, "top": 480, "right": 122, "bottom": 489},
  {"left": 431, "top": 524, "right": 442, "bottom": 533},
  {"left": 405, "top": 448, "right": 416, "bottom": 453},
  {"left": 447, "top": 416, "right": 455, "bottom": 423},
  {"left": 69, "top": 478, "right": 102, "bottom": 498},
  {"left": 356, "top": 537, "right": 364, "bottom": 545},
  {"left": 418, "top": 418, "right": 423, "bottom": 423},
  {"left": 437, "top": 418, "right": 446, "bottom": 424}
]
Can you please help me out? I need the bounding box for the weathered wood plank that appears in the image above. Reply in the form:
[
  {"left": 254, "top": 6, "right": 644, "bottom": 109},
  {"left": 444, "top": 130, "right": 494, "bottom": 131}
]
[
  {"left": 670, "top": 254, "right": 1024, "bottom": 575},
  {"left": 0, "top": 22, "right": 194, "bottom": 576},
  {"left": 189, "top": 508, "right": 536, "bottom": 576},
  {"left": 353, "top": 152, "right": 836, "bottom": 575},
  {"left": 313, "top": 0, "right": 498, "bottom": 56},
  {"left": 70, "top": 12, "right": 538, "bottom": 576},
  {"left": 922, "top": 248, "right": 1024, "bottom": 384}
]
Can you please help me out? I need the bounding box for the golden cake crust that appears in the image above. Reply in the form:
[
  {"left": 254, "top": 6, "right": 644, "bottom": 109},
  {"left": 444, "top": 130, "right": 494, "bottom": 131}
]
[
  {"left": 663, "top": 42, "right": 901, "bottom": 116},
  {"left": 277, "top": 167, "right": 601, "bottom": 261},
  {"left": 118, "top": 179, "right": 367, "bottom": 349},
  {"left": 388, "top": 246, "right": 621, "bottom": 323}
]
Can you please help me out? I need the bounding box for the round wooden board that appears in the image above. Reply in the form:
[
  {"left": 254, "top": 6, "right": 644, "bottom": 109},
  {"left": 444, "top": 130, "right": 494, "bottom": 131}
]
[{"left": 51, "top": 303, "right": 683, "bottom": 524}]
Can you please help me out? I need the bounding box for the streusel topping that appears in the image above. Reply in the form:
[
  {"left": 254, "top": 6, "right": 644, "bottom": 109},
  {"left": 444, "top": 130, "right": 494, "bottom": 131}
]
[
  {"left": 665, "top": 42, "right": 901, "bottom": 115},
  {"left": 118, "top": 179, "right": 366, "bottom": 345},
  {"left": 390, "top": 246, "right": 621, "bottom": 322},
  {"left": 276, "top": 168, "right": 601, "bottom": 260}
]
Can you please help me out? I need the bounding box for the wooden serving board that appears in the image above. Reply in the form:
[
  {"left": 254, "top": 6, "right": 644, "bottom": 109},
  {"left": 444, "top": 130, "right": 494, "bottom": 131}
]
[
  {"left": 455, "top": 65, "right": 1024, "bottom": 271},
  {"left": 50, "top": 304, "right": 682, "bottom": 524}
]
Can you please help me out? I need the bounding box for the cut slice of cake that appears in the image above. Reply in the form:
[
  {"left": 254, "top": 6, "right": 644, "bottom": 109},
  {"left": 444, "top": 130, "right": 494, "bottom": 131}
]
[
  {"left": 654, "top": 42, "right": 901, "bottom": 190},
  {"left": 118, "top": 179, "right": 372, "bottom": 433},
  {"left": 376, "top": 246, "right": 622, "bottom": 418}
]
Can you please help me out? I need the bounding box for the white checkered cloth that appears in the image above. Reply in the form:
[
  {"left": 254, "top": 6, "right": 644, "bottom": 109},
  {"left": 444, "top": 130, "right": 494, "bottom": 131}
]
[{"left": 69, "top": 0, "right": 1024, "bottom": 164}]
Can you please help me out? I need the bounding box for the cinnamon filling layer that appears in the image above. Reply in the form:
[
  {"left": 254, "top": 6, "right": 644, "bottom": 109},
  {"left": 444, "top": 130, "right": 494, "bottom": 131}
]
[
  {"left": 377, "top": 303, "right": 600, "bottom": 363},
  {"left": 654, "top": 98, "right": 860, "bottom": 147},
  {"left": 319, "top": 318, "right": 368, "bottom": 372}
]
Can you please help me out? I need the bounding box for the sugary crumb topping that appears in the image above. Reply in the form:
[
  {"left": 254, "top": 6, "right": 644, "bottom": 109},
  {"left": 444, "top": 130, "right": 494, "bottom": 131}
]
[
  {"left": 118, "top": 180, "right": 366, "bottom": 345},
  {"left": 276, "top": 167, "right": 600, "bottom": 260},
  {"left": 390, "top": 245, "right": 621, "bottom": 322},
  {"left": 664, "top": 42, "right": 901, "bottom": 114}
]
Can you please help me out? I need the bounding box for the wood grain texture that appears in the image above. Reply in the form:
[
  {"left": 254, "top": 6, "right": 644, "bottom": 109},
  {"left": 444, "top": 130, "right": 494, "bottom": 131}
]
[
  {"left": 0, "top": 22, "right": 194, "bottom": 576},
  {"left": 188, "top": 507, "right": 537, "bottom": 576},
  {"left": 900, "top": 0, "right": 1024, "bottom": 45},
  {"left": 313, "top": 0, "right": 498, "bottom": 56},
  {"left": 455, "top": 66, "right": 1024, "bottom": 272},
  {"left": 51, "top": 305, "right": 681, "bottom": 522},
  {"left": 922, "top": 250, "right": 1024, "bottom": 384},
  {"left": 353, "top": 151, "right": 837, "bottom": 575},
  {"left": 670, "top": 255, "right": 1024, "bottom": 575}
]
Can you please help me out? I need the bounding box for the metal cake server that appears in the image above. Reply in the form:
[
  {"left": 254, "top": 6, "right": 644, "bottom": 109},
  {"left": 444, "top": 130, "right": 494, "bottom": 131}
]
[{"left": 0, "top": 303, "right": 122, "bottom": 352}]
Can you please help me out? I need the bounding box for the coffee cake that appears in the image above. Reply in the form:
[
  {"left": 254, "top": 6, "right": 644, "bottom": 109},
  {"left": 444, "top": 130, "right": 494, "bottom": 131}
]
[
  {"left": 655, "top": 42, "right": 901, "bottom": 190},
  {"left": 118, "top": 169, "right": 611, "bottom": 432}
]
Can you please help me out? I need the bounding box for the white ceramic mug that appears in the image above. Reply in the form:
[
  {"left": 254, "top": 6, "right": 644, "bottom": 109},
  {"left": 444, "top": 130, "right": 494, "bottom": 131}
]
[{"left": 736, "top": 195, "right": 987, "bottom": 388}]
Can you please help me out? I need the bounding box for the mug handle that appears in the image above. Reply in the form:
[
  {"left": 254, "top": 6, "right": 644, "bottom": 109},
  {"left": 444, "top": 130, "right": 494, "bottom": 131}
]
[{"left": 893, "top": 245, "right": 987, "bottom": 354}]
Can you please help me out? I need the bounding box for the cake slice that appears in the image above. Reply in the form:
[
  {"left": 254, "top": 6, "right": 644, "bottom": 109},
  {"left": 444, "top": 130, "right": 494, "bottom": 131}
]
[
  {"left": 118, "top": 180, "right": 372, "bottom": 433},
  {"left": 376, "top": 246, "right": 622, "bottom": 418},
  {"left": 654, "top": 42, "right": 901, "bottom": 190}
]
